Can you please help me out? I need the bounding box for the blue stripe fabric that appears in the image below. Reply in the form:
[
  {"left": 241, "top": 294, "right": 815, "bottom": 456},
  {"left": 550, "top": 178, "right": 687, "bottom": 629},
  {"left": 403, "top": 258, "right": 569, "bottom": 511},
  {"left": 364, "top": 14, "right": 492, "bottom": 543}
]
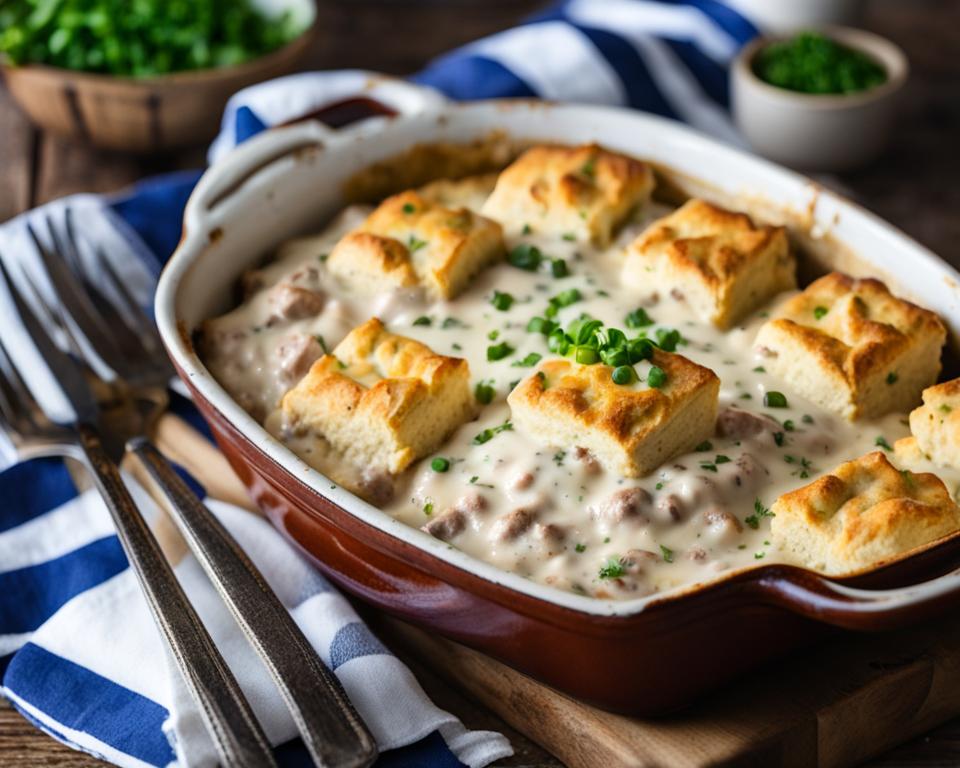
[
  {"left": 0, "top": 537, "right": 127, "bottom": 634},
  {"left": 664, "top": 37, "right": 730, "bottom": 106},
  {"left": 329, "top": 622, "right": 390, "bottom": 670},
  {"left": 0, "top": 458, "right": 78, "bottom": 533},
  {"left": 1, "top": 2, "right": 760, "bottom": 765},
  {"left": 5, "top": 643, "right": 176, "bottom": 766},
  {"left": 413, "top": 55, "right": 538, "bottom": 100},
  {"left": 576, "top": 24, "right": 680, "bottom": 118}
]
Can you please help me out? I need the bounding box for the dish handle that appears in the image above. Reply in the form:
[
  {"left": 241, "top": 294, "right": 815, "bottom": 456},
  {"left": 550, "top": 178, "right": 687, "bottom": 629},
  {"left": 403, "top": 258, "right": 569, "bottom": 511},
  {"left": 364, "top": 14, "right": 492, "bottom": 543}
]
[
  {"left": 185, "top": 73, "right": 448, "bottom": 232},
  {"left": 755, "top": 561, "right": 960, "bottom": 631}
]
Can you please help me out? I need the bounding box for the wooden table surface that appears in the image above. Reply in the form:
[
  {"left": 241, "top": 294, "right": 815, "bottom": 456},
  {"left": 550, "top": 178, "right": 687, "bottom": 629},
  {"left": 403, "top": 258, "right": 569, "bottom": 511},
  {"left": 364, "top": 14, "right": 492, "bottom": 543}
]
[{"left": 2, "top": 0, "right": 959, "bottom": 765}]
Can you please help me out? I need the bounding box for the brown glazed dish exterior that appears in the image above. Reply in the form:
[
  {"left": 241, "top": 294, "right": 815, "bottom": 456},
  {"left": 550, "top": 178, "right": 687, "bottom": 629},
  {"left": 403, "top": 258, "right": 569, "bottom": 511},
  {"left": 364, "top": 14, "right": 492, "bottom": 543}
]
[{"left": 185, "top": 371, "right": 960, "bottom": 715}]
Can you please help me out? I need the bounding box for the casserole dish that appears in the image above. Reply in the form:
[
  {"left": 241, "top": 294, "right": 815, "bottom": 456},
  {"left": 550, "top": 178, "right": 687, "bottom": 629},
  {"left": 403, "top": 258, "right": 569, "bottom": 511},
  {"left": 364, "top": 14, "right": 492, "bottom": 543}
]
[{"left": 156, "top": 78, "right": 960, "bottom": 715}]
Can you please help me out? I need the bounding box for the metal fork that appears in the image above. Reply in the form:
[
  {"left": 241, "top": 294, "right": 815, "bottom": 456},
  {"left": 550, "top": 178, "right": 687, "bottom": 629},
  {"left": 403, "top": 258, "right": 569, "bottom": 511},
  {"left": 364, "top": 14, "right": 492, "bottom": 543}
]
[
  {"left": 0, "top": 259, "right": 279, "bottom": 767},
  {"left": 21, "top": 214, "right": 378, "bottom": 768}
]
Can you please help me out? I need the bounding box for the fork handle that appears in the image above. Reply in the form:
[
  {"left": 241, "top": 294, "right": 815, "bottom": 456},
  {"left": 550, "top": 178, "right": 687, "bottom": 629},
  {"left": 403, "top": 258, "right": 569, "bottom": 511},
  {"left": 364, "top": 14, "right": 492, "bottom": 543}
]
[
  {"left": 130, "top": 438, "right": 379, "bottom": 768},
  {"left": 76, "top": 423, "right": 278, "bottom": 768}
]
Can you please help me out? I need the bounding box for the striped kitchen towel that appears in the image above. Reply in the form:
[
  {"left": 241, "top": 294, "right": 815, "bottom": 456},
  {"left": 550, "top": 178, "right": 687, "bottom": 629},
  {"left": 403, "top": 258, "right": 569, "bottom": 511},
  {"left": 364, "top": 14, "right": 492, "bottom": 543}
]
[{"left": 0, "top": 1, "right": 760, "bottom": 765}]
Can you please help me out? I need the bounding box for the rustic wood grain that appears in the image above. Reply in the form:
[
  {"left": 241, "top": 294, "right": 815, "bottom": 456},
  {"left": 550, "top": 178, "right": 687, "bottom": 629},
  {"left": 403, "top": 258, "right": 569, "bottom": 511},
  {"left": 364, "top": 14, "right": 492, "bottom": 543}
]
[
  {"left": 0, "top": 84, "right": 35, "bottom": 220},
  {"left": 2, "top": 0, "right": 960, "bottom": 765},
  {"left": 382, "top": 613, "right": 960, "bottom": 768}
]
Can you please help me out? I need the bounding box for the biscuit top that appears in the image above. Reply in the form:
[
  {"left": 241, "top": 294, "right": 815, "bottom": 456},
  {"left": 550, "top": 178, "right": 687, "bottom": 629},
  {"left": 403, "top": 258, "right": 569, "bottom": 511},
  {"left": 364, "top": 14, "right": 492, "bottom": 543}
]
[
  {"left": 771, "top": 451, "right": 960, "bottom": 574},
  {"left": 629, "top": 199, "right": 788, "bottom": 287},
  {"left": 481, "top": 143, "right": 654, "bottom": 244},
  {"left": 510, "top": 350, "right": 717, "bottom": 449},
  {"left": 768, "top": 272, "right": 945, "bottom": 380},
  {"left": 775, "top": 450, "right": 951, "bottom": 523},
  {"left": 903, "top": 378, "right": 960, "bottom": 468},
  {"left": 316, "top": 317, "right": 466, "bottom": 392},
  {"left": 358, "top": 190, "right": 485, "bottom": 257},
  {"left": 328, "top": 190, "right": 504, "bottom": 299},
  {"left": 772, "top": 451, "right": 960, "bottom": 572}
]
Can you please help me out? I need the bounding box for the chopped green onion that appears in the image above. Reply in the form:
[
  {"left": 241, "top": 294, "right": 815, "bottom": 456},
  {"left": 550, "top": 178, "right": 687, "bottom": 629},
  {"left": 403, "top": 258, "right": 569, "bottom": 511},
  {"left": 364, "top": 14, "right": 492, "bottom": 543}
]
[
  {"left": 412, "top": 316, "right": 431, "bottom": 327},
  {"left": 491, "top": 291, "right": 514, "bottom": 311},
  {"left": 551, "top": 259, "right": 570, "bottom": 278},
  {"left": 611, "top": 365, "right": 636, "bottom": 385},
  {"left": 474, "top": 381, "right": 495, "bottom": 404},
  {"left": 764, "top": 391, "right": 789, "bottom": 408},
  {"left": 508, "top": 243, "right": 543, "bottom": 271},
  {"left": 647, "top": 366, "right": 667, "bottom": 388},
  {"left": 813, "top": 306, "right": 828, "bottom": 320},
  {"left": 625, "top": 307, "right": 654, "bottom": 329},
  {"left": 512, "top": 352, "right": 542, "bottom": 368},
  {"left": 655, "top": 328, "right": 682, "bottom": 352},
  {"left": 527, "top": 316, "right": 556, "bottom": 335},
  {"left": 487, "top": 342, "right": 515, "bottom": 361},
  {"left": 575, "top": 347, "right": 599, "bottom": 365},
  {"left": 550, "top": 288, "right": 582, "bottom": 309},
  {"left": 431, "top": 457, "right": 450, "bottom": 472},
  {"left": 473, "top": 421, "right": 513, "bottom": 445}
]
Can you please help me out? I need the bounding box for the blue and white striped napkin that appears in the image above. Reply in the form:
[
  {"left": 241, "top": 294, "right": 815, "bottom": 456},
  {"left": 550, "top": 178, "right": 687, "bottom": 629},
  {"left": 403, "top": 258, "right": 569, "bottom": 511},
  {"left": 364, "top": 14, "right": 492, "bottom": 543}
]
[{"left": 0, "top": 1, "right": 759, "bottom": 765}]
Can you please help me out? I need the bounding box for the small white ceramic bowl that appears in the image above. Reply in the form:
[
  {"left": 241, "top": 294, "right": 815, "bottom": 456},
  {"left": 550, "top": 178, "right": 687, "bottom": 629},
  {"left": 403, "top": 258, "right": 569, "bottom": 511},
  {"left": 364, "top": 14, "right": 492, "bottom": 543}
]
[
  {"left": 731, "top": 26, "right": 908, "bottom": 172},
  {"left": 724, "top": 0, "right": 864, "bottom": 33}
]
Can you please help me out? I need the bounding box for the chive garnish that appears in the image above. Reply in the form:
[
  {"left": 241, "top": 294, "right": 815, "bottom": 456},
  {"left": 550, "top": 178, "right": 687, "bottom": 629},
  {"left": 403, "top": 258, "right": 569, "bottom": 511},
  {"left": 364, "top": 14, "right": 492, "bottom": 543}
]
[
  {"left": 764, "top": 391, "right": 788, "bottom": 408},
  {"left": 487, "top": 342, "right": 515, "bottom": 361}
]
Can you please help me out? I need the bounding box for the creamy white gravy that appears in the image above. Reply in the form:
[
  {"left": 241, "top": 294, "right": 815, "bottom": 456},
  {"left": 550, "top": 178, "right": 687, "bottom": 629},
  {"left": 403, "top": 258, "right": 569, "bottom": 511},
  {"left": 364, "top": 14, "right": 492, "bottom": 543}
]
[{"left": 201, "top": 197, "right": 960, "bottom": 600}]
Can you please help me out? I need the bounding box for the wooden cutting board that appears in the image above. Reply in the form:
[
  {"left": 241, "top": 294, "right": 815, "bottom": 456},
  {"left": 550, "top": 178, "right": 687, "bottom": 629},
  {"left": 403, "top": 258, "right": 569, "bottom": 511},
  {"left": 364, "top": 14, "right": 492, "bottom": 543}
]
[{"left": 150, "top": 414, "right": 960, "bottom": 768}]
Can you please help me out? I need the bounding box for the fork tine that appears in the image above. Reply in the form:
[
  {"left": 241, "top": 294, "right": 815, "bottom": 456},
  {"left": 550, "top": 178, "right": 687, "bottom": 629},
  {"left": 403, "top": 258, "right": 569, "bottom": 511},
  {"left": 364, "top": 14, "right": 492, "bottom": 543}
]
[
  {"left": 0, "top": 256, "right": 97, "bottom": 425},
  {"left": 49, "top": 209, "right": 84, "bottom": 274},
  {"left": 95, "top": 246, "right": 165, "bottom": 357},
  {"left": 58, "top": 209, "right": 170, "bottom": 376},
  {"left": 28, "top": 218, "right": 127, "bottom": 379},
  {"left": 0, "top": 336, "right": 38, "bottom": 434}
]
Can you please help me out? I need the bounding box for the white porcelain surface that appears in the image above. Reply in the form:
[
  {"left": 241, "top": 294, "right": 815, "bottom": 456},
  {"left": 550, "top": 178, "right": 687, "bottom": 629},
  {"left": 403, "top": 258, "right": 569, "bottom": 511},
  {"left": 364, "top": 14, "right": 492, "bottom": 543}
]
[
  {"left": 156, "top": 88, "right": 960, "bottom": 618},
  {"left": 732, "top": 26, "right": 909, "bottom": 171},
  {"left": 725, "top": 0, "right": 864, "bottom": 33}
]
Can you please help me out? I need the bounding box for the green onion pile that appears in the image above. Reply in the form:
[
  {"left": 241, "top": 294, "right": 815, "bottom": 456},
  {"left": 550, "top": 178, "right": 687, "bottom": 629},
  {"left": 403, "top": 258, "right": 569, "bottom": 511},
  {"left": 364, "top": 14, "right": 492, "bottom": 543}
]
[
  {"left": 0, "top": 0, "right": 305, "bottom": 77},
  {"left": 531, "top": 315, "right": 683, "bottom": 389},
  {"left": 753, "top": 31, "right": 887, "bottom": 95}
]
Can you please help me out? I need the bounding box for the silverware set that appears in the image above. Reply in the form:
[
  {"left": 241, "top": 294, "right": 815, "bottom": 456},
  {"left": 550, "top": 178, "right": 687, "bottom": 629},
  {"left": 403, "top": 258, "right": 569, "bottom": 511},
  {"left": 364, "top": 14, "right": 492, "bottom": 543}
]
[{"left": 0, "top": 211, "right": 377, "bottom": 768}]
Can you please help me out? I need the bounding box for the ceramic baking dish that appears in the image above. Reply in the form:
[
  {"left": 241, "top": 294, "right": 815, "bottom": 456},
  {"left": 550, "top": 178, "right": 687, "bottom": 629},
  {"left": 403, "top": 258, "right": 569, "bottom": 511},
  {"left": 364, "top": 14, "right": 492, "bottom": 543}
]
[{"left": 155, "top": 75, "right": 960, "bottom": 715}]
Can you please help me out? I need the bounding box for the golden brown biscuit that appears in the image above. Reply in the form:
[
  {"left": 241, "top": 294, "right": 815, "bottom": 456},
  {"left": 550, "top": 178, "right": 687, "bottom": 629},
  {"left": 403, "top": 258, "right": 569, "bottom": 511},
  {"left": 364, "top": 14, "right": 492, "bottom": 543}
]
[
  {"left": 417, "top": 173, "right": 499, "bottom": 212},
  {"left": 901, "top": 378, "right": 960, "bottom": 468},
  {"left": 771, "top": 451, "right": 960, "bottom": 574},
  {"left": 280, "top": 318, "right": 474, "bottom": 474},
  {"left": 327, "top": 190, "right": 504, "bottom": 299},
  {"left": 754, "top": 273, "right": 945, "bottom": 420},
  {"left": 623, "top": 199, "right": 795, "bottom": 328},
  {"left": 480, "top": 143, "right": 655, "bottom": 245},
  {"left": 507, "top": 350, "right": 719, "bottom": 478}
]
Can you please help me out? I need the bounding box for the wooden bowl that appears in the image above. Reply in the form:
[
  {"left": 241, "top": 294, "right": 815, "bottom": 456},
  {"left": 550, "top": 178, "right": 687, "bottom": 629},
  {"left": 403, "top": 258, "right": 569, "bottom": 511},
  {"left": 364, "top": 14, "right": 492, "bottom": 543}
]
[{"left": 0, "top": 12, "right": 316, "bottom": 154}]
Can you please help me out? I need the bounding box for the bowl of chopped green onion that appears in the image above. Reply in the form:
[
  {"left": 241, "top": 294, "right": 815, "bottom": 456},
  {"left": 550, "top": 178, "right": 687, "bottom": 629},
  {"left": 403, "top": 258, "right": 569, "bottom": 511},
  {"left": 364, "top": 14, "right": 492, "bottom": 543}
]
[
  {"left": 0, "top": 0, "right": 316, "bottom": 152},
  {"left": 731, "top": 27, "right": 908, "bottom": 171}
]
